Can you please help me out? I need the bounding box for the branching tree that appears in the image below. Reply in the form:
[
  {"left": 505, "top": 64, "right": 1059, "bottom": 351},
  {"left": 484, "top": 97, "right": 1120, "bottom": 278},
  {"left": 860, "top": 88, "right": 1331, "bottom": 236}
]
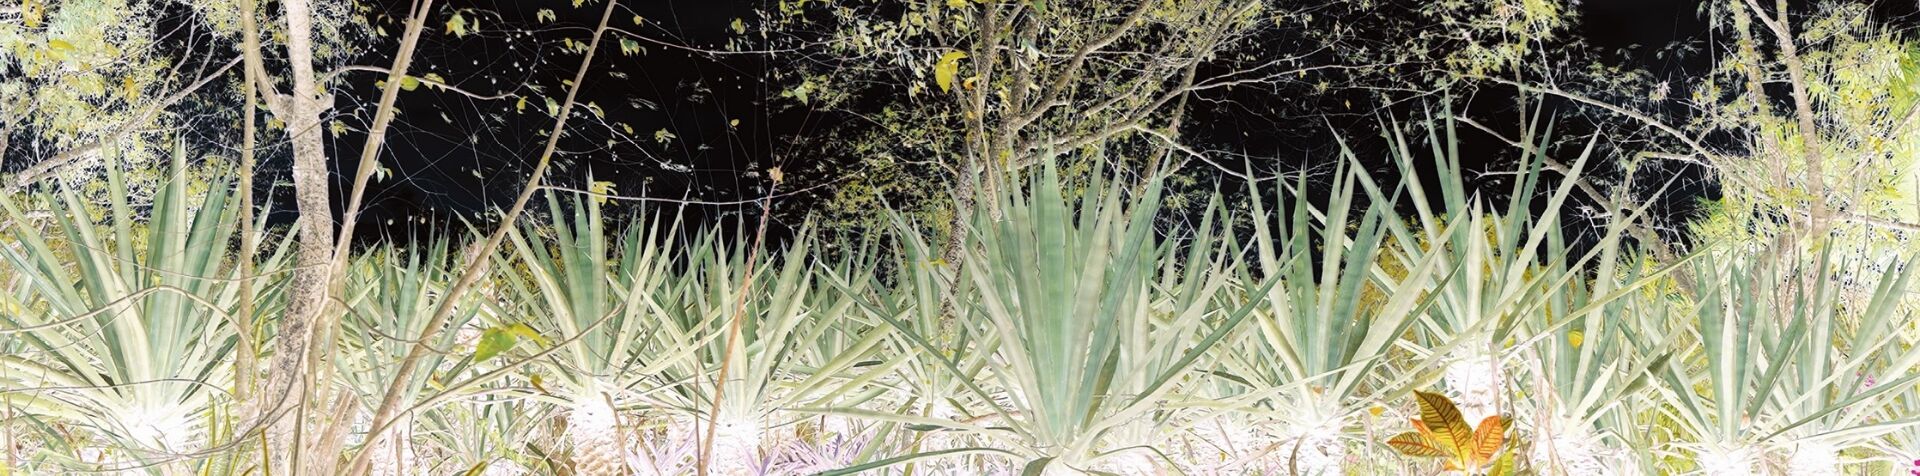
[{"left": 773, "top": 0, "right": 1276, "bottom": 258}]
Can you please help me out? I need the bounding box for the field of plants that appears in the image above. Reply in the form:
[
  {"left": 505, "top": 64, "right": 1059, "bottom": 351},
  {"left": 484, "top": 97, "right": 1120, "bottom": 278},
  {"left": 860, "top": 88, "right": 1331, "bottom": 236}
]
[{"left": 1, "top": 117, "right": 1915, "bottom": 476}]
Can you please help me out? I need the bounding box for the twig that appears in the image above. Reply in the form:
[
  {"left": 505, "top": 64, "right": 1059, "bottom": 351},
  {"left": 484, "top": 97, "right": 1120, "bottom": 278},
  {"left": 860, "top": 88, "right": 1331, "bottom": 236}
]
[{"left": 696, "top": 175, "right": 780, "bottom": 476}]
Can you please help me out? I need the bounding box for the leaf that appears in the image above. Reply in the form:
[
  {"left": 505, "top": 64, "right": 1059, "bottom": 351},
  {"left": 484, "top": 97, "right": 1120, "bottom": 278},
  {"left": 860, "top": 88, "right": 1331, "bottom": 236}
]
[
  {"left": 653, "top": 129, "right": 676, "bottom": 143},
  {"left": 1471, "top": 414, "right": 1505, "bottom": 465},
  {"left": 588, "top": 181, "right": 616, "bottom": 205},
  {"left": 446, "top": 13, "right": 469, "bottom": 37},
  {"left": 1568, "top": 330, "right": 1584, "bottom": 348},
  {"left": 400, "top": 76, "right": 421, "bottom": 91},
  {"left": 730, "top": 17, "right": 746, "bottom": 34},
  {"left": 459, "top": 460, "right": 491, "bottom": 476},
  {"left": 22, "top": 0, "right": 41, "bottom": 28},
  {"left": 502, "top": 323, "right": 550, "bottom": 346},
  {"left": 473, "top": 327, "right": 516, "bottom": 362},
  {"left": 1487, "top": 449, "right": 1516, "bottom": 476},
  {"left": 1387, "top": 431, "right": 1448, "bottom": 457},
  {"left": 47, "top": 39, "right": 75, "bottom": 52},
  {"left": 934, "top": 51, "right": 967, "bottom": 93},
  {"left": 1414, "top": 391, "right": 1475, "bottom": 459},
  {"left": 1019, "top": 457, "right": 1053, "bottom": 476},
  {"left": 537, "top": 9, "right": 557, "bottom": 23},
  {"left": 515, "top": 97, "right": 528, "bottom": 113}
]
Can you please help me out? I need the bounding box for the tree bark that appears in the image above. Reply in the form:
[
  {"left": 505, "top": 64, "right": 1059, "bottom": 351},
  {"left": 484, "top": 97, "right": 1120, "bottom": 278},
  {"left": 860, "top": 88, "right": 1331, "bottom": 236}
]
[{"left": 251, "top": 0, "right": 336, "bottom": 471}]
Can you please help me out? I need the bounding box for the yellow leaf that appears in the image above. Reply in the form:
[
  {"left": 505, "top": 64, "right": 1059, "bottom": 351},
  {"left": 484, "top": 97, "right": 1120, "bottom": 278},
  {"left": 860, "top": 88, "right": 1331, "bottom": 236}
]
[
  {"left": 515, "top": 97, "right": 528, "bottom": 113},
  {"left": 1568, "top": 330, "right": 1584, "bottom": 348},
  {"left": 446, "top": 13, "right": 469, "bottom": 37},
  {"left": 1413, "top": 391, "right": 1474, "bottom": 460},
  {"left": 22, "top": 0, "right": 41, "bottom": 28},
  {"left": 589, "top": 181, "right": 616, "bottom": 205},
  {"left": 473, "top": 327, "right": 516, "bottom": 362},
  {"left": 1387, "top": 431, "right": 1447, "bottom": 458},
  {"left": 768, "top": 167, "right": 784, "bottom": 184},
  {"left": 47, "top": 39, "right": 75, "bottom": 52},
  {"left": 934, "top": 51, "right": 967, "bottom": 93}
]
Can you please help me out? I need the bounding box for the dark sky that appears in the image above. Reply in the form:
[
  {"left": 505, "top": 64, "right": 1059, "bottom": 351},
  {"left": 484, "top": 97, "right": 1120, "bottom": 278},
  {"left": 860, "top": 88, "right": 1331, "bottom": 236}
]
[
  {"left": 304, "top": 0, "right": 1917, "bottom": 247},
  {"left": 319, "top": 0, "right": 798, "bottom": 244}
]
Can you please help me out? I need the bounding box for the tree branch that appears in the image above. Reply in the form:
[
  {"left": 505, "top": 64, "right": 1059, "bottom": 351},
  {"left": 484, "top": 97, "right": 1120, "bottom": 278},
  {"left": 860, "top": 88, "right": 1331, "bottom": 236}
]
[{"left": 6, "top": 56, "right": 242, "bottom": 191}]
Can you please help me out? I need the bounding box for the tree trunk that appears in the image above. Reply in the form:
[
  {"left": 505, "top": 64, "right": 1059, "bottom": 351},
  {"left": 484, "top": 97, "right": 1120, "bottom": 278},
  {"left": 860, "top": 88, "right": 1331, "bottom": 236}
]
[{"left": 256, "top": 0, "right": 337, "bottom": 471}]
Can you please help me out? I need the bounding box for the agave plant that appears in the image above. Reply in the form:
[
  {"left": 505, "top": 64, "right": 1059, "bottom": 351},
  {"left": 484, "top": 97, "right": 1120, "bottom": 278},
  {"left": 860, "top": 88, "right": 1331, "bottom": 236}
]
[
  {"left": 496, "top": 194, "right": 889, "bottom": 475},
  {"left": 1202, "top": 160, "right": 1457, "bottom": 475},
  {"left": 337, "top": 238, "right": 491, "bottom": 476},
  {"left": 0, "top": 149, "right": 289, "bottom": 474},
  {"left": 412, "top": 388, "right": 547, "bottom": 476},
  {"left": 643, "top": 223, "right": 890, "bottom": 475},
  {"left": 806, "top": 215, "right": 1010, "bottom": 473},
  {"left": 1649, "top": 248, "right": 1920, "bottom": 475},
  {"left": 491, "top": 195, "right": 679, "bottom": 475},
  {"left": 823, "top": 163, "right": 1264, "bottom": 475},
  {"left": 1518, "top": 238, "right": 1671, "bottom": 475},
  {"left": 1353, "top": 110, "right": 1647, "bottom": 428}
]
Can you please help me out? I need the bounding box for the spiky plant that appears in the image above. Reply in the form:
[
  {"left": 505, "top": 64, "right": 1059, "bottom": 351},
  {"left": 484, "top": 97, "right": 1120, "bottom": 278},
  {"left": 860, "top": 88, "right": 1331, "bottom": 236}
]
[
  {"left": 642, "top": 224, "right": 886, "bottom": 475},
  {"left": 496, "top": 194, "right": 888, "bottom": 475},
  {"left": 1356, "top": 110, "right": 1647, "bottom": 427},
  {"left": 807, "top": 216, "right": 1008, "bottom": 473},
  {"left": 493, "top": 195, "right": 680, "bottom": 476},
  {"left": 1205, "top": 160, "right": 1457, "bottom": 475},
  {"left": 337, "top": 238, "right": 489, "bottom": 475},
  {"left": 1650, "top": 248, "right": 1920, "bottom": 475},
  {"left": 0, "top": 149, "right": 289, "bottom": 474},
  {"left": 1519, "top": 244, "right": 1670, "bottom": 476},
  {"left": 822, "top": 163, "right": 1263, "bottom": 475}
]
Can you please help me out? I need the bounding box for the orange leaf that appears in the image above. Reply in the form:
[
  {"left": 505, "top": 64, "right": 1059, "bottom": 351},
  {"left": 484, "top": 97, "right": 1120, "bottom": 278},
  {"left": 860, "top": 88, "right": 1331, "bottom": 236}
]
[
  {"left": 1387, "top": 431, "right": 1448, "bottom": 458},
  {"left": 1472, "top": 415, "right": 1505, "bottom": 465}
]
